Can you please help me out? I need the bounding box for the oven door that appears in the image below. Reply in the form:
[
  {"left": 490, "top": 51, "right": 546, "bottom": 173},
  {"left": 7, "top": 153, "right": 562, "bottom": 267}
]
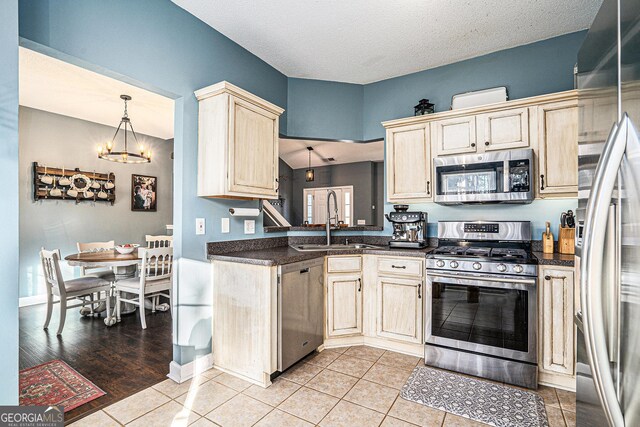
[{"left": 426, "top": 271, "right": 537, "bottom": 363}]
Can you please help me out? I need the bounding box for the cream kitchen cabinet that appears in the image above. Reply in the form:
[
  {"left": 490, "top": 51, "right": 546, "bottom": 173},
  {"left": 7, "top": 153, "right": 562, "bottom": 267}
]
[
  {"left": 326, "top": 272, "right": 363, "bottom": 337},
  {"left": 195, "top": 81, "right": 284, "bottom": 199},
  {"left": 374, "top": 257, "right": 424, "bottom": 345},
  {"left": 535, "top": 100, "right": 579, "bottom": 197},
  {"left": 432, "top": 107, "right": 530, "bottom": 156},
  {"left": 385, "top": 123, "right": 433, "bottom": 202},
  {"left": 431, "top": 115, "right": 477, "bottom": 156},
  {"left": 538, "top": 265, "right": 576, "bottom": 389},
  {"left": 376, "top": 276, "right": 423, "bottom": 344},
  {"left": 476, "top": 107, "right": 530, "bottom": 151}
]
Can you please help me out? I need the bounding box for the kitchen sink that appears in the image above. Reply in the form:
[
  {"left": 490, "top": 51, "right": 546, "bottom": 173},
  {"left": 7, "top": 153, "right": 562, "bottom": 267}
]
[{"left": 290, "top": 243, "right": 382, "bottom": 252}]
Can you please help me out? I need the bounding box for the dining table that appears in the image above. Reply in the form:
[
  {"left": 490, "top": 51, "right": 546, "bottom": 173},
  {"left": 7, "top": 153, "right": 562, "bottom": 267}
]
[{"left": 65, "top": 248, "right": 168, "bottom": 326}]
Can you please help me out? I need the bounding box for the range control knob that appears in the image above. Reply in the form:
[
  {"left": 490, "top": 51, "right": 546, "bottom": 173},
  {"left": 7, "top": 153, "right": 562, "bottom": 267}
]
[
  {"left": 472, "top": 262, "right": 482, "bottom": 270},
  {"left": 436, "top": 260, "right": 445, "bottom": 268},
  {"left": 513, "top": 264, "right": 524, "bottom": 274},
  {"left": 449, "top": 261, "right": 459, "bottom": 269},
  {"left": 402, "top": 215, "right": 408, "bottom": 221},
  {"left": 496, "top": 263, "right": 507, "bottom": 272}
]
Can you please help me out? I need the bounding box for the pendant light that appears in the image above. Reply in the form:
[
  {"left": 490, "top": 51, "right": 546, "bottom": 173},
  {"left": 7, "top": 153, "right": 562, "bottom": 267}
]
[
  {"left": 98, "top": 95, "right": 151, "bottom": 164},
  {"left": 305, "top": 147, "right": 315, "bottom": 182}
]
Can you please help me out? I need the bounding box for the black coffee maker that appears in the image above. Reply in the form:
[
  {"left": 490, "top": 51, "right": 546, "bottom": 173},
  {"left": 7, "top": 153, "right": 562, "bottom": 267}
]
[{"left": 385, "top": 205, "right": 428, "bottom": 248}]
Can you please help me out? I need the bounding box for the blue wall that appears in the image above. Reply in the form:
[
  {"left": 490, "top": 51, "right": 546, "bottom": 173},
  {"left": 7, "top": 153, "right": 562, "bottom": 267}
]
[
  {"left": 18, "top": 0, "right": 289, "bottom": 366},
  {"left": 287, "top": 78, "right": 363, "bottom": 140},
  {"left": 362, "top": 31, "right": 587, "bottom": 139},
  {"left": 0, "top": 0, "right": 20, "bottom": 404},
  {"left": 286, "top": 32, "right": 585, "bottom": 238}
]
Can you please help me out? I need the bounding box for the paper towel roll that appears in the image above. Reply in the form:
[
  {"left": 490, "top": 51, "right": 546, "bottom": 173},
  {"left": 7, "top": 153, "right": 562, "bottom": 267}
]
[{"left": 229, "top": 208, "right": 260, "bottom": 217}]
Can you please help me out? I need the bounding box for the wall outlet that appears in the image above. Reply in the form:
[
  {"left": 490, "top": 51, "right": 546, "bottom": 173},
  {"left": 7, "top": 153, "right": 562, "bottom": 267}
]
[
  {"left": 244, "top": 220, "right": 255, "bottom": 234},
  {"left": 357, "top": 219, "right": 366, "bottom": 225},
  {"left": 221, "top": 217, "right": 230, "bottom": 233},
  {"left": 196, "top": 218, "right": 205, "bottom": 235}
]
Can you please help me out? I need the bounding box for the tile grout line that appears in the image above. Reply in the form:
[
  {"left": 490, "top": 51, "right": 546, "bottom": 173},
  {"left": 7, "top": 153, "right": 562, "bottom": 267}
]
[{"left": 99, "top": 409, "right": 125, "bottom": 427}]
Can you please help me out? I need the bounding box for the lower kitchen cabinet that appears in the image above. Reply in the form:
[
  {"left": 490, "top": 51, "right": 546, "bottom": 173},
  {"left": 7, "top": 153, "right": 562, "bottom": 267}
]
[
  {"left": 376, "top": 276, "right": 423, "bottom": 344},
  {"left": 538, "top": 265, "right": 576, "bottom": 388},
  {"left": 326, "top": 273, "right": 363, "bottom": 337}
]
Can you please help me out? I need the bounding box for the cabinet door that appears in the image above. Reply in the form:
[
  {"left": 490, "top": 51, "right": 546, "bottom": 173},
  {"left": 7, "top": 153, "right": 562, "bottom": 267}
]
[
  {"left": 386, "top": 123, "right": 432, "bottom": 201},
  {"left": 539, "top": 267, "right": 575, "bottom": 376},
  {"left": 327, "top": 273, "right": 363, "bottom": 337},
  {"left": 536, "top": 101, "right": 578, "bottom": 196},
  {"left": 376, "top": 276, "right": 423, "bottom": 344},
  {"left": 432, "top": 116, "right": 477, "bottom": 156},
  {"left": 228, "top": 95, "right": 279, "bottom": 197},
  {"left": 477, "top": 107, "right": 530, "bottom": 151}
]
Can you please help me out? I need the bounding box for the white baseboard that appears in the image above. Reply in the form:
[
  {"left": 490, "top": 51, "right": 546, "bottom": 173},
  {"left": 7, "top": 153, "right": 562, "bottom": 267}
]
[
  {"left": 19, "top": 294, "right": 54, "bottom": 307},
  {"left": 167, "top": 353, "right": 214, "bottom": 384}
]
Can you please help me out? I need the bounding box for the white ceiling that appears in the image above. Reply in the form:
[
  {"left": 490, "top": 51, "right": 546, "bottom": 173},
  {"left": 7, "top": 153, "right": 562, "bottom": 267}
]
[
  {"left": 172, "top": 0, "right": 601, "bottom": 84},
  {"left": 280, "top": 138, "right": 384, "bottom": 169},
  {"left": 19, "top": 47, "right": 175, "bottom": 140}
]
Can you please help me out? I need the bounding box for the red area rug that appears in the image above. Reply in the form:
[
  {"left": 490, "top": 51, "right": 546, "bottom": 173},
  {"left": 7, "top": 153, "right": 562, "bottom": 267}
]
[{"left": 19, "top": 360, "right": 105, "bottom": 412}]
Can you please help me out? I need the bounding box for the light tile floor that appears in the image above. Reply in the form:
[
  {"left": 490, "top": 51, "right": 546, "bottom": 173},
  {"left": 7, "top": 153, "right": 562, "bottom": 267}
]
[{"left": 69, "top": 346, "right": 576, "bottom": 427}]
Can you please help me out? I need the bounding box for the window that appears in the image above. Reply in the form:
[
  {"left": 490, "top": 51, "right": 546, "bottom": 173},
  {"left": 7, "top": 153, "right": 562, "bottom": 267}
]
[
  {"left": 344, "top": 191, "right": 351, "bottom": 226},
  {"left": 303, "top": 186, "right": 354, "bottom": 225},
  {"left": 306, "top": 193, "right": 313, "bottom": 223}
]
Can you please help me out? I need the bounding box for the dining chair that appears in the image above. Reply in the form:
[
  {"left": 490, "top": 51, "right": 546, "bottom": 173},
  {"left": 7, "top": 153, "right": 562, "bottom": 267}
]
[
  {"left": 115, "top": 247, "right": 173, "bottom": 329},
  {"left": 144, "top": 235, "right": 173, "bottom": 309},
  {"left": 145, "top": 235, "right": 173, "bottom": 248},
  {"left": 40, "top": 248, "right": 112, "bottom": 335},
  {"left": 76, "top": 240, "right": 117, "bottom": 282}
]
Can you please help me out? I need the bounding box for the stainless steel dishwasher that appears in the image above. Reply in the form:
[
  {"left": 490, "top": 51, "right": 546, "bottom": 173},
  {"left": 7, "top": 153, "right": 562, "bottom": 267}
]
[{"left": 278, "top": 257, "right": 324, "bottom": 372}]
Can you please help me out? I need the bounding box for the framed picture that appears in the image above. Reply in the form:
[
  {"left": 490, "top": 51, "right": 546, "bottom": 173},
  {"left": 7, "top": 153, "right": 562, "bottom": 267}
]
[{"left": 131, "top": 174, "right": 157, "bottom": 212}]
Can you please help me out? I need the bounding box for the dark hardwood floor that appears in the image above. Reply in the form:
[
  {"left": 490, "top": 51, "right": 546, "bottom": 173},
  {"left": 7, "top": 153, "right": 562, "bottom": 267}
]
[{"left": 19, "top": 303, "right": 172, "bottom": 424}]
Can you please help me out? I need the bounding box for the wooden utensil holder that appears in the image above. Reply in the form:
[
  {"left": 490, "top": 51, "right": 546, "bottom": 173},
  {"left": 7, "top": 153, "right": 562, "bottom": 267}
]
[{"left": 558, "top": 227, "right": 575, "bottom": 255}]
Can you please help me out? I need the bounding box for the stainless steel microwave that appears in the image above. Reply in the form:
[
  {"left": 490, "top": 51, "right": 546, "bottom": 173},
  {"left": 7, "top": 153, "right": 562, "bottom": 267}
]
[{"left": 433, "top": 148, "right": 534, "bottom": 205}]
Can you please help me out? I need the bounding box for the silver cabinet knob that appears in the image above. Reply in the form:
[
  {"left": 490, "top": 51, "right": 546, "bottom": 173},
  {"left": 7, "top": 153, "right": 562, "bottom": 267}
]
[
  {"left": 436, "top": 260, "right": 445, "bottom": 268},
  {"left": 496, "top": 263, "right": 507, "bottom": 272},
  {"left": 472, "top": 262, "right": 482, "bottom": 270},
  {"left": 450, "top": 261, "right": 459, "bottom": 268},
  {"left": 513, "top": 264, "right": 524, "bottom": 273}
]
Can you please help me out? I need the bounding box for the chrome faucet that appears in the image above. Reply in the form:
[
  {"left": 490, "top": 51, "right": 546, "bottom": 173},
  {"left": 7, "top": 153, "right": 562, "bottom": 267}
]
[{"left": 326, "top": 189, "right": 338, "bottom": 245}]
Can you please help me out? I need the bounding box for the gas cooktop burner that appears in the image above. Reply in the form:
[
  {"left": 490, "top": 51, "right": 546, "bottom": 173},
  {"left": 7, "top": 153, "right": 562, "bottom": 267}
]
[{"left": 431, "top": 246, "right": 528, "bottom": 260}]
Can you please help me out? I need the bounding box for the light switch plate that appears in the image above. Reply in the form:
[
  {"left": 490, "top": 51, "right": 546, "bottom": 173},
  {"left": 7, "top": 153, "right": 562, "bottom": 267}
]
[
  {"left": 196, "top": 218, "right": 205, "bottom": 235},
  {"left": 221, "top": 217, "right": 230, "bottom": 233},
  {"left": 244, "top": 220, "right": 255, "bottom": 234}
]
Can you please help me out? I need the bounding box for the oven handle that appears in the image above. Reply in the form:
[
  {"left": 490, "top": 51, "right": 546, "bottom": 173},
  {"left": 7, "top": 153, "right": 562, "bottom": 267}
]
[{"left": 427, "top": 272, "right": 536, "bottom": 286}]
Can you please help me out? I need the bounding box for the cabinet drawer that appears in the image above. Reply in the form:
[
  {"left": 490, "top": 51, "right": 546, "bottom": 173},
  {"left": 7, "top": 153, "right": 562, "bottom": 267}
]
[
  {"left": 327, "top": 256, "right": 362, "bottom": 273},
  {"left": 377, "top": 257, "right": 423, "bottom": 277}
]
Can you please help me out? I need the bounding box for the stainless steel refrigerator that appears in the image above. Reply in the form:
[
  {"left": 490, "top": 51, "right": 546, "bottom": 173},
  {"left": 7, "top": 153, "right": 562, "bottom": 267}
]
[{"left": 576, "top": 0, "right": 640, "bottom": 425}]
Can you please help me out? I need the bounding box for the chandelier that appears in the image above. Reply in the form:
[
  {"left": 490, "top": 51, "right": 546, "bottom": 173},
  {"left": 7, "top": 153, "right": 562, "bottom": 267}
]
[{"left": 98, "top": 95, "right": 151, "bottom": 163}]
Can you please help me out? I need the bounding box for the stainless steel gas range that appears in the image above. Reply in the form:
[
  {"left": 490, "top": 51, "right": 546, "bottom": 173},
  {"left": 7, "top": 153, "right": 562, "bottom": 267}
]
[{"left": 425, "top": 221, "right": 538, "bottom": 389}]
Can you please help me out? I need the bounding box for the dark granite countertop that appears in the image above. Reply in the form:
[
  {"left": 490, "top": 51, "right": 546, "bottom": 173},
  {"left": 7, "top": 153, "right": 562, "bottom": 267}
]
[
  {"left": 264, "top": 225, "right": 384, "bottom": 233},
  {"left": 532, "top": 251, "right": 575, "bottom": 267},
  {"left": 208, "top": 245, "right": 435, "bottom": 266}
]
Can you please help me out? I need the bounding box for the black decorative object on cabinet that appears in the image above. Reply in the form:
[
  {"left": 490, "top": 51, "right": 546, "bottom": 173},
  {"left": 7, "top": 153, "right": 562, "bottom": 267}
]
[{"left": 414, "top": 99, "right": 435, "bottom": 116}]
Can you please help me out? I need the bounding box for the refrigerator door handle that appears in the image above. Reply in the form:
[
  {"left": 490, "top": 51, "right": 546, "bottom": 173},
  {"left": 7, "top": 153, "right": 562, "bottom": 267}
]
[{"left": 581, "top": 116, "right": 628, "bottom": 427}]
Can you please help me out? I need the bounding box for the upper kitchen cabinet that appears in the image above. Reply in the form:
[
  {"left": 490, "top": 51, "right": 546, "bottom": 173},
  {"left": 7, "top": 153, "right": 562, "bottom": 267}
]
[
  {"left": 476, "top": 107, "right": 530, "bottom": 151},
  {"left": 535, "top": 98, "right": 579, "bottom": 196},
  {"left": 385, "top": 123, "right": 432, "bottom": 202},
  {"left": 431, "top": 116, "right": 477, "bottom": 156},
  {"left": 195, "top": 81, "right": 284, "bottom": 199}
]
